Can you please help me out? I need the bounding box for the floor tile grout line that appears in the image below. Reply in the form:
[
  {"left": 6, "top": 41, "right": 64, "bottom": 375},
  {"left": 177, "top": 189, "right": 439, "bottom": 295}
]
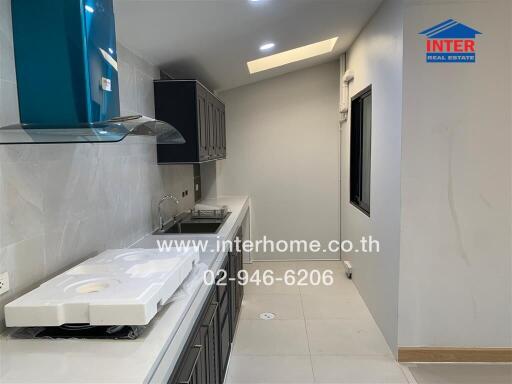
[{"left": 298, "top": 271, "right": 317, "bottom": 383}]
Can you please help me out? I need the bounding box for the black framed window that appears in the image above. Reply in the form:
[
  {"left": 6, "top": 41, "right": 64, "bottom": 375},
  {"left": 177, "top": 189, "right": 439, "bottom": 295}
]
[{"left": 350, "top": 86, "right": 372, "bottom": 216}]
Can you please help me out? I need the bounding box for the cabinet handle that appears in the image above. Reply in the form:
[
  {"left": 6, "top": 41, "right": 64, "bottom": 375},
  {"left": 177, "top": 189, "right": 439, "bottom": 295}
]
[
  {"left": 177, "top": 345, "right": 202, "bottom": 384},
  {"left": 201, "top": 302, "right": 219, "bottom": 328}
]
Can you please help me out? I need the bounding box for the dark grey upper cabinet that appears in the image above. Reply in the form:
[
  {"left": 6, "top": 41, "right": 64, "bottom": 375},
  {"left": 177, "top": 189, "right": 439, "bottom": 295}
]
[{"left": 154, "top": 80, "right": 226, "bottom": 164}]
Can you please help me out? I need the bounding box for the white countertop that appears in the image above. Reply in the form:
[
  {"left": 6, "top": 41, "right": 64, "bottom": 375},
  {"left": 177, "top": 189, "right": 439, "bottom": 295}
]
[{"left": 0, "top": 196, "right": 250, "bottom": 384}]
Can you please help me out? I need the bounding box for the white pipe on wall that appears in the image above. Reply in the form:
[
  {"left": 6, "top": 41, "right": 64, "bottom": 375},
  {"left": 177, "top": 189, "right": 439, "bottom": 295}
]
[{"left": 340, "top": 68, "right": 355, "bottom": 122}]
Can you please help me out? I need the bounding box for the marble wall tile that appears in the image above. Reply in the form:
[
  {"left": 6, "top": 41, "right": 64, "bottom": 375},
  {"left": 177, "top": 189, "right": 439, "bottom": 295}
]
[
  {"left": 44, "top": 214, "right": 108, "bottom": 278},
  {"left": 135, "top": 69, "right": 156, "bottom": 118},
  {"left": 0, "top": 0, "right": 15, "bottom": 83},
  {"left": 0, "top": 79, "right": 19, "bottom": 126},
  {"left": 0, "top": 31, "right": 16, "bottom": 83},
  {"left": 0, "top": 160, "right": 44, "bottom": 248},
  {"left": 118, "top": 58, "right": 137, "bottom": 114},
  {"left": 42, "top": 145, "right": 104, "bottom": 229},
  {"left": 3, "top": 236, "right": 46, "bottom": 293}
]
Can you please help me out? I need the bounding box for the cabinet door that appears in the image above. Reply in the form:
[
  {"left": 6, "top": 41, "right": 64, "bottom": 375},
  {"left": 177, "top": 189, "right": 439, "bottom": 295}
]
[
  {"left": 220, "top": 107, "right": 226, "bottom": 158},
  {"left": 214, "top": 102, "right": 223, "bottom": 159},
  {"left": 207, "top": 97, "right": 216, "bottom": 159},
  {"left": 229, "top": 228, "right": 244, "bottom": 342},
  {"left": 219, "top": 309, "right": 230, "bottom": 383},
  {"left": 196, "top": 87, "right": 209, "bottom": 162},
  {"left": 214, "top": 104, "right": 220, "bottom": 158},
  {"left": 202, "top": 302, "right": 220, "bottom": 384},
  {"left": 229, "top": 252, "right": 239, "bottom": 342},
  {"left": 235, "top": 229, "right": 244, "bottom": 312},
  {"left": 217, "top": 258, "right": 231, "bottom": 383}
]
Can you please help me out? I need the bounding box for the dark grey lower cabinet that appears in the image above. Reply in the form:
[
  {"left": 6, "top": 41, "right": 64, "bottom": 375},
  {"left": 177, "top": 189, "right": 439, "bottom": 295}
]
[
  {"left": 170, "top": 228, "right": 244, "bottom": 384},
  {"left": 173, "top": 292, "right": 214, "bottom": 384},
  {"left": 202, "top": 302, "right": 220, "bottom": 384},
  {"left": 216, "top": 257, "right": 231, "bottom": 383},
  {"left": 229, "top": 228, "right": 244, "bottom": 342}
]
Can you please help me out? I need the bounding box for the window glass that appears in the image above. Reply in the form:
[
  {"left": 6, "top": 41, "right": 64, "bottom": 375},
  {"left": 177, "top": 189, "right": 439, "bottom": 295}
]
[{"left": 350, "top": 86, "right": 371, "bottom": 216}]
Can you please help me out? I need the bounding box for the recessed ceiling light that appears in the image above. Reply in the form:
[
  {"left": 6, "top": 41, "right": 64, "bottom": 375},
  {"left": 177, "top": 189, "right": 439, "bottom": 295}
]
[
  {"left": 259, "top": 42, "right": 275, "bottom": 51},
  {"left": 247, "top": 37, "right": 338, "bottom": 74}
]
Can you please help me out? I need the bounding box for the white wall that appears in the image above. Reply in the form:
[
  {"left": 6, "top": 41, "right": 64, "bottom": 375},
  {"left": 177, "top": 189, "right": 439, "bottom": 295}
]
[
  {"left": 340, "top": 0, "right": 404, "bottom": 354},
  {"left": 0, "top": 0, "right": 194, "bottom": 329},
  {"left": 216, "top": 61, "right": 341, "bottom": 260},
  {"left": 398, "top": 0, "right": 512, "bottom": 347}
]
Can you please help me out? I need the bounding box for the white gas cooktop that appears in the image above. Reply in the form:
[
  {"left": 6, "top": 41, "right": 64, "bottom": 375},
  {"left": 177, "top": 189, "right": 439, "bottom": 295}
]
[{"left": 5, "top": 248, "right": 199, "bottom": 327}]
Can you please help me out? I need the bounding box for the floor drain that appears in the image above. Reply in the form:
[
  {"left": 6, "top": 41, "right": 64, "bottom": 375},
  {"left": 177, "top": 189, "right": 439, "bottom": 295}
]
[{"left": 259, "top": 312, "right": 275, "bottom": 320}]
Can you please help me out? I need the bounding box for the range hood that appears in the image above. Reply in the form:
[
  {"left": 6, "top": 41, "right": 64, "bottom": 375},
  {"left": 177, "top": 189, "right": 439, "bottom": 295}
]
[
  {"left": 1, "top": 0, "right": 185, "bottom": 145},
  {"left": 0, "top": 115, "right": 186, "bottom": 144}
]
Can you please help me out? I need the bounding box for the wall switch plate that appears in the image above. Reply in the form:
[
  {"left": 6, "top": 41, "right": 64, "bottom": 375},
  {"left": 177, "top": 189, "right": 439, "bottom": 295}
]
[{"left": 0, "top": 272, "right": 10, "bottom": 295}]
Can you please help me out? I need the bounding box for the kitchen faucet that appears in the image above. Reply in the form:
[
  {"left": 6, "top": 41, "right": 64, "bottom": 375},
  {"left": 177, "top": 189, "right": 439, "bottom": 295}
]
[{"left": 158, "top": 194, "right": 180, "bottom": 231}]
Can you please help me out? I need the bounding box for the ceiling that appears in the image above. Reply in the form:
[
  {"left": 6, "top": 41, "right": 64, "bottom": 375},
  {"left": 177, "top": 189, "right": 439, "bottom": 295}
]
[{"left": 114, "top": 0, "right": 383, "bottom": 92}]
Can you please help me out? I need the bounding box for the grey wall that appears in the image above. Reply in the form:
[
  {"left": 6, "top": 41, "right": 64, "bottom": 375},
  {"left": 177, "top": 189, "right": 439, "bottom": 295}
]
[
  {"left": 216, "top": 61, "right": 341, "bottom": 260},
  {"left": 0, "top": 0, "right": 194, "bottom": 328},
  {"left": 340, "top": 0, "right": 404, "bottom": 355},
  {"left": 398, "top": 0, "right": 511, "bottom": 348}
]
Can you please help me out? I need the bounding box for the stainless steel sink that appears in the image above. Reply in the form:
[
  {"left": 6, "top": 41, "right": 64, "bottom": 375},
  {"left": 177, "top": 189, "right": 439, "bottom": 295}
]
[
  {"left": 154, "top": 213, "right": 229, "bottom": 235},
  {"left": 164, "top": 221, "right": 223, "bottom": 234}
]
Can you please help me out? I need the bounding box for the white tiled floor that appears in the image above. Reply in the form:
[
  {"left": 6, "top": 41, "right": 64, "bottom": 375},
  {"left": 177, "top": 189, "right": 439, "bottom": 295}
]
[
  {"left": 225, "top": 260, "right": 511, "bottom": 384},
  {"left": 225, "top": 260, "right": 409, "bottom": 384}
]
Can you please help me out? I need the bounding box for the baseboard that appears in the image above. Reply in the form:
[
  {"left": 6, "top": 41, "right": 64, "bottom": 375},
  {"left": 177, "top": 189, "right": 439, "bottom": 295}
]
[{"left": 398, "top": 347, "right": 512, "bottom": 363}]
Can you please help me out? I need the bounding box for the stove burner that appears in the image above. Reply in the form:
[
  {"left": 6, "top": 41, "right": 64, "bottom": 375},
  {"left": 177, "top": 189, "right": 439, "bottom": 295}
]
[{"left": 12, "top": 324, "right": 144, "bottom": 340}]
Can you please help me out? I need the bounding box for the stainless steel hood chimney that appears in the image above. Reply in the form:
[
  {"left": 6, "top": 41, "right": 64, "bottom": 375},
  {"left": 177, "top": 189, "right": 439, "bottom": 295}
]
[{"left": 1, "top": 0, "right": 184, "bottom": 145}]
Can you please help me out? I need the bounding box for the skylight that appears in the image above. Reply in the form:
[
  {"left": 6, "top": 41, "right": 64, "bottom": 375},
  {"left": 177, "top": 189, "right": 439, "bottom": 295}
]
[{"left": 247, "top": 37, "right": 338, "bottom": 74}]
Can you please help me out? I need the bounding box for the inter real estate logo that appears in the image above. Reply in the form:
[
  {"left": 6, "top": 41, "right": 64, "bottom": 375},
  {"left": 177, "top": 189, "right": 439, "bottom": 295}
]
[{"left": 419, "top": 19, "right": 482, "bottom": 63}]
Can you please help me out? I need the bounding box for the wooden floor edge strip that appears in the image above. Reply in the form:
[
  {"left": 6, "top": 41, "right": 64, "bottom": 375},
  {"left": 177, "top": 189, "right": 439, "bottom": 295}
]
[{"left": 398, "top": 347, "right": 512, "bottom": 363}]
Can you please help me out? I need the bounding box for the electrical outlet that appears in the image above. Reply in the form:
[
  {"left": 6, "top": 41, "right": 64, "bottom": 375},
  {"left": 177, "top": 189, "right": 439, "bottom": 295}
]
[{"left": 0, "top": 272, "right": 10, "bottom": 295}]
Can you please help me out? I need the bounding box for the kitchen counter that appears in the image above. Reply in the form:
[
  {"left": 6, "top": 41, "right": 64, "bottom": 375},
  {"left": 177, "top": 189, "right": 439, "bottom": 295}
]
[{"left": 0, "top": 196, "right": 250, "bottom": 384}]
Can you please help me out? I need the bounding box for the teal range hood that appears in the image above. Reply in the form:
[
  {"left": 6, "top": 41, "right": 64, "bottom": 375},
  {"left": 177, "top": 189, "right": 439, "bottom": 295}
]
[{"left": 1, "top": 0, "right": 184, "bottom": 145}]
